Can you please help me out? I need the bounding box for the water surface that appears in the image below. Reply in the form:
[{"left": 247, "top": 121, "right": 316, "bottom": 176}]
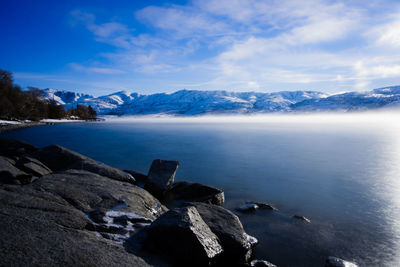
[{"left": 2, "top": 114, "right": 400, "bottom": 266}]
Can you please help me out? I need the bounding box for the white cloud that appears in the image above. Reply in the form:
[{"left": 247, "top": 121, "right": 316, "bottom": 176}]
[{"left": 69, "top": 63, "right": 126, "bottom": 74}]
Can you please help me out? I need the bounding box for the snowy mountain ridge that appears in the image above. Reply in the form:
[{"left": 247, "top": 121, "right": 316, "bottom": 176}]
[{"left": 42, "top": 86, "right": 400, "bottom": 115}]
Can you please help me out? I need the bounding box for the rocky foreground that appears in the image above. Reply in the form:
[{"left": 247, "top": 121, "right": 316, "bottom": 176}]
[{"left": 0, "top": 138, "right": 358, "bottom": 267}]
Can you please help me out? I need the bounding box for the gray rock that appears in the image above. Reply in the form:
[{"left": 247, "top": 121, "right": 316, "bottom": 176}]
[
  {"left": 188, "top": 202, "right": 258, "bottom": 264},
  {"left": 15, "top": 156, "right": 52, "bottom": 177},
  {"left": 292, "top": 215, "right": 311, "bottom": 223},
  {"left": 0, "top": 138, "right": 37, "bottom": 157},
  {"left": 325, "top": 256, "right": 358, "bottom": 267},
  {"left": 124, "top": 169, "right": 148, "bottom": 183},
  {"left": 0, "top": 156, "right": 33, "bottom": 184},
  {"left": 164, "top": 181, "right": 225, "bottom": 206},
  {"left": 145, "top": 159, "right": 180, "bottom": 197},
  {"left": 237, "top": 203, "right": 259, "bottom": 212},
  {"left": 144, "top": 206, "right": 223, "bottom": 266},
  {"left": 251, "top": 259, "right": 277, "bottom": 267},
  {"left": 237, "top": 202, "right": 276, "bottom": 213},
  {"left": 32, "top": 145, "right": 135, "bottom": 183},
  {"left": 0, "top": 169, "right": 162, "bottom": 266}
]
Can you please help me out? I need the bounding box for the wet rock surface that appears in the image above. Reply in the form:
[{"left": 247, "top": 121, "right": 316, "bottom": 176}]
[
  {"left": 293, "top": 214, "right": 311, "bottom": 223},
  {"left": 250, "top": 259, "right": 277, "bottom": 267}
]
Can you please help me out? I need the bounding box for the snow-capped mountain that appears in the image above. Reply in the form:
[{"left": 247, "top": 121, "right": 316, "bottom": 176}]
[{"left": 42, "top": 86, "right": 400, "bottom": 115}]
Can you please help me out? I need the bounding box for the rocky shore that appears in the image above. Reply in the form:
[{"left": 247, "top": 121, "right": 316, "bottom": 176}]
[{"left": 0, "top": 138, "right": 358, "bottom": 266}]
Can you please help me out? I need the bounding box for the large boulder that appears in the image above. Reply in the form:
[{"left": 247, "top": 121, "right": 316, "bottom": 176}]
[
  {"left": 143, "top": 206, "right": 223, "bottom": 266},
  {"left": 144, "top": 159, "right": 180, "bottom": 197},
  {"left": 164, "top": 181, "right": 225, "bottom": 206},
  {"left": 0, "top": 169, "right": 166, "bottom": 266},
  {"left": 32, "top": 145, "right": 135, "bottom": 183},
  {"left": 0, "top": 138, "right": 37, "bottom": 157},
  {"left": 325, "top": 256, "right": 358, "bottom": 267},
  {"left": 187, "top": 202, "right": 258, "bottom": 264},
  {"left": 0, "top": 156, "right": 35, "bottom": 184}
]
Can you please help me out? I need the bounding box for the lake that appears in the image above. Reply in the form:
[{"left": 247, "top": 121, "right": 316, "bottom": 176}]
[{"left": 2, "top": 113, "right": 400, "bottom": 266}]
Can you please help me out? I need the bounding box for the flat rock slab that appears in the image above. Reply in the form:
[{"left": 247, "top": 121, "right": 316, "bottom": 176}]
[
  {"left": 164, "top": 181, "right": 225, "bottom": 206},
  {"left": 0, "top": 169, "right": 164, "bottom": 266},
  {"left": 187, "top": 202, "right": 258, "bottom": 264},
  {"left": 16, "top": 156, "right": 52, "bottom": 177},
  {"left": 144, "top": 206, "right": 223, "bottom": 266},
  {"left": 145, "top": 159, "right": 180, "bottom": 197},
  {"left": 32, "top": 145, "right": 135, "bottom": 183}
]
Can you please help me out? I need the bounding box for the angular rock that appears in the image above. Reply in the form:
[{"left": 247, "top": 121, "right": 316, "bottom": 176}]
[
  {"left": 32, "top": 145, "right": 135, "bottom": 183},
  {"left": 0, "top": 138, "right": 37, "bottom": 157},
  {"left": 144, "top": 206, "right": 223, "bottom": 266},
  {"left": 15, "top": 156, "right": 52, "bottom": 177},
  {"left": 164, "top": 181, "right": 225, "bottom": 206},
  {"left": 251, "top": 259, "right": 277, "bottom": 267},
  {"left": 187, "top": 202, "right": 258, "bottom": 264},
  {"left": 145, "top": 159, "right": 180, "bottom": 197},
  {"left": 0, "top": 156, "right": 33, "bottom": 184},
  {"left": 293, "top": 215, "right": 311, "bottom": 223},
  {"left": 325, "top": 256, "right": 358, "bottom": 267}
]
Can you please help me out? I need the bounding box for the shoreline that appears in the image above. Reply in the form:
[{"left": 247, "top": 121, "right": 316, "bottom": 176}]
[{"left": 0, "top": 119, "right": 91, "bottom": 133}]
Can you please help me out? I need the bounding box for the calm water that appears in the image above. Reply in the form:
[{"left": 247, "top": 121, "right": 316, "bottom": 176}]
[{"left": 2, "top": 114, "right": 400, "bottom": 266}]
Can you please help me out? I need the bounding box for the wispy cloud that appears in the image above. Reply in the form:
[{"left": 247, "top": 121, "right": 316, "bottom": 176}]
[{"left": 65, "top": 0, "right": 400, "bottom": 93}]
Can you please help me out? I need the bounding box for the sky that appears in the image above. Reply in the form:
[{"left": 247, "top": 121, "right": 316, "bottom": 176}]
[{"left": 2, "top": 0, "right": 400, "bottom": 96}]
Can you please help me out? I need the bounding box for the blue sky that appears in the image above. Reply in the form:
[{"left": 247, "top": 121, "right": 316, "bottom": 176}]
[{"left": 2, "top": 0, "right": 400, "bottom": 95}]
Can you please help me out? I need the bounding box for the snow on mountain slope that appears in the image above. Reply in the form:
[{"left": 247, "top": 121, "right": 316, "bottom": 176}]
[{"left": 42, "top": 86, "right": 400, "bottom": 115}]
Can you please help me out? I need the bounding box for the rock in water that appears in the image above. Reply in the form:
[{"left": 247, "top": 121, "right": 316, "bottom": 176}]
[
  {"left": 164, "top": 181, "right": 225, "bottom": 206},
  {"left": 145, "top": 159, "right": 180, "bottom": 197},
  {"left": 292, "top": 215, "right": 311, "bottom": 223},
  {"left": 144, "top": 206, "right": 223, "bottom": 266},
  {"left": 32, "top": 145, "right": 135, "bottom": 183},
  {"left": 325, "top": 256, "right": 358, "bottom": 267},
  {"left": 188, "top": 202, "right": 258, "bottom": 264}
]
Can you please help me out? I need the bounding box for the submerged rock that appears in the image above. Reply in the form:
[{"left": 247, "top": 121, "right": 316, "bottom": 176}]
[
  {"left": 144, "top": 159, "right": 180, "bottom": 197},
  {"left": 325, "top": 256, "right": 358, "bottom": 267},
  {"left": 292, "top": 215, "right": 311, "bottom": 223},
  {"left": 251, "top": 259, "right": 277, "bottom": 267},
  {"left": 236, "top": 202, "right": 276, "bottom": 213},
  {"left": 164, "top": 181, "right": 225, "bottom": 206},
  {"left": 187, "top": 202, "right": 258, "bottom": 264},
  {"left": 32, "top": 145, "right": 135, "bottom": 183},
  {"left": 144, "top": 206, "right": 223, "bottom": 266}
]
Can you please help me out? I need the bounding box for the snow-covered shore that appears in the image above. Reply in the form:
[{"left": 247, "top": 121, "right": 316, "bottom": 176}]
[{"left": 0, "top": 119, "right": 86, "bottom": 133}]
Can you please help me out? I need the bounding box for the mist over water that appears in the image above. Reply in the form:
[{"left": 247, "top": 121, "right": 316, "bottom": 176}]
[{"left": 3, "top": 112, "right": 400, "bottom": 266}]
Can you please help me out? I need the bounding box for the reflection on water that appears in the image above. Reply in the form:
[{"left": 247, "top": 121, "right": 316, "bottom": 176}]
[{"left": 2, "top": 112, "right": 400, "bottom": 266}]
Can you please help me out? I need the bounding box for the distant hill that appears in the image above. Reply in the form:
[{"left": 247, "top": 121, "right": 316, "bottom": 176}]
[{"left": 42, "top": 86, "right": 400, "bottom": 115}]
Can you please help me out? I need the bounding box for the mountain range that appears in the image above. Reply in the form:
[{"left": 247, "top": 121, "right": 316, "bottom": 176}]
[{"left": 42, "top": 86, "right": 400, "bottom": 115}]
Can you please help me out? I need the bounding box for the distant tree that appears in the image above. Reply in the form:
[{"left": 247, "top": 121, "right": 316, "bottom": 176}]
[
  {"left": 87, "top": 105, "right": 97, "bottom": 119},
  {"left": 47, "top": 99, "right": 65, "bottom": 119}
]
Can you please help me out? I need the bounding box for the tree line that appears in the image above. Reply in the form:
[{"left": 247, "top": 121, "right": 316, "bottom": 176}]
[{"left": 0, "top": 70, "right": 97, "bottom": 121}]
